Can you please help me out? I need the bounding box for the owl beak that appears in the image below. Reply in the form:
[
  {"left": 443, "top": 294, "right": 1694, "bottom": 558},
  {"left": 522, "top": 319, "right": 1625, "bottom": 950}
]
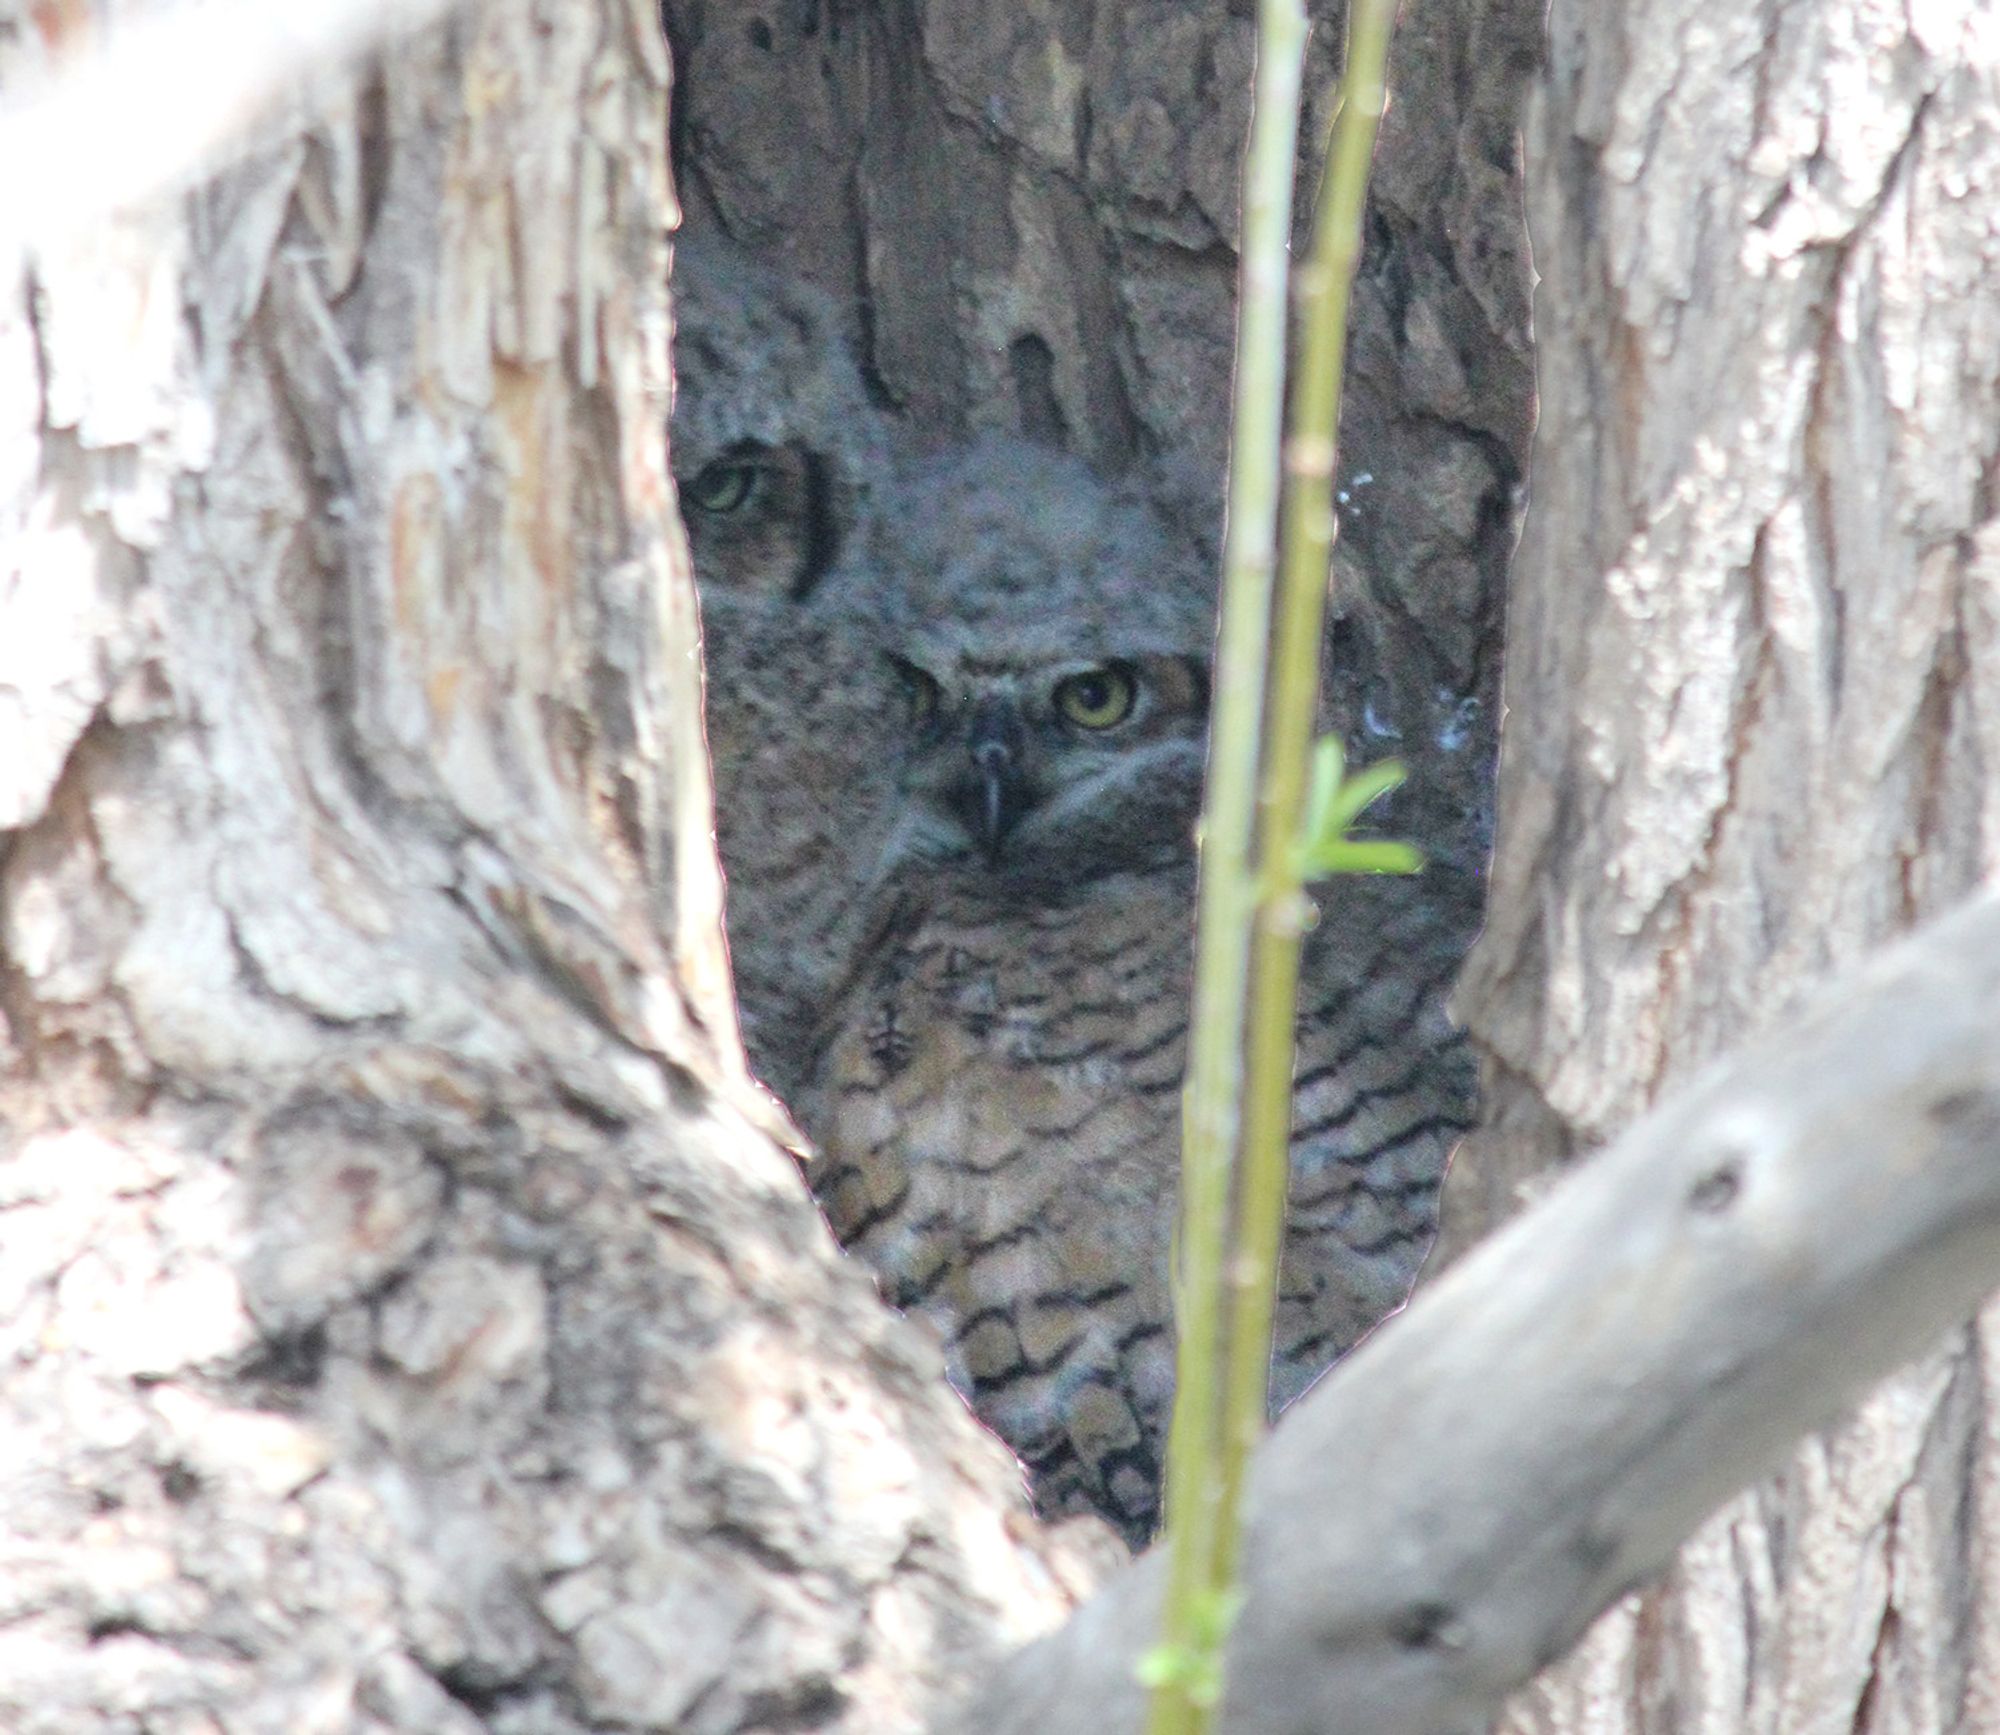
[
  {"left": 966, "top": 702, "right": 1028, "bottom": 859},
  {"left": 973, "top": 742, "right": 1013, "bottom": 856}
]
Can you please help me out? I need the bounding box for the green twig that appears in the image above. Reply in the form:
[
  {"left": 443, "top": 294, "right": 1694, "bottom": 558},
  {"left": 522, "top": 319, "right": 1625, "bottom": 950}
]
[
  {"left": 1147, "top": 4, "right": 1405, "bottom": 1729},
  {"left": 1145, "top": 1, "right": 1307, "bottom": 1731},
  {"left": 1210, "top": 0, "right": 1404, "bottom": 1594}
]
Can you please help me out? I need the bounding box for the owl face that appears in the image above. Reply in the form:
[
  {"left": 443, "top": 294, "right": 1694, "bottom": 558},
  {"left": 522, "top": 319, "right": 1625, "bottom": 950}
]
[
  {"left": 864, "top": 440, "right": 1214, "bottom": 887},
  {"left": 679, "top": 436, "right": 838, "bottom": 602},
  {"left": 888, "top": 636, "right": 1208, "bottom": 881},
  {"left": 669, "top": 231, "right": 885, "bottom": 601}
]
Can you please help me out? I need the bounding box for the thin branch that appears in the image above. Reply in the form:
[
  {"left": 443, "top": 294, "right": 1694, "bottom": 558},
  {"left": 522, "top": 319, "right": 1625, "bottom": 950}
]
[
  {"left": 946, "top": 889, "right": 2000, "bottom": 1735},
  {"left": 1217, "top": 0, "right": 1400, "bottom": 1586},
  {"left": 1150, "top": 3, "right": 1308, "bottom": 1728},
  {"left": 0, "top": 0, "right": 457, "bottom": 244}
]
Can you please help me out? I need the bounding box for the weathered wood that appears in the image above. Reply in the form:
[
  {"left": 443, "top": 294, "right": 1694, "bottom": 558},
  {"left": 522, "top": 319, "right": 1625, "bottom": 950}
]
[
  {"left": 1441, "top": 0, "right": 2000, "bottom": 1725},
  {"left": 0, "top": 4, "right": 1103, "bottom": 1731},
  {"left": 947, "top": 891, "right": 2000, "bottom": 1735},
  {"left": 24, "top": 0, "right": 2000, "bottom": 1730}
]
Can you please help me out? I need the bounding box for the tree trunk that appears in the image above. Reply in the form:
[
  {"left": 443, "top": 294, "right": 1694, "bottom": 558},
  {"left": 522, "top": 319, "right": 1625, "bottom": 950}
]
[
  {"left": 24, "top": 0, "right": 1995, "bottom": 1732},
  {"left": 0, "top": 4, "right": 1102, "bottom": 1731},
  {"left": 1445, "top": 2, "right": 2000, "bottom": 1729}
]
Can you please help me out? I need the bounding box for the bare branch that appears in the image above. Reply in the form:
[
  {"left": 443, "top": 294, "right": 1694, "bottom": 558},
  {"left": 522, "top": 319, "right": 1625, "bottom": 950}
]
[
  {"left": 947, "top": 890, "right": 2000, "bottom": 1734},
  {"left": 0, "top": 0, "right": 455, "bottom": 243}
]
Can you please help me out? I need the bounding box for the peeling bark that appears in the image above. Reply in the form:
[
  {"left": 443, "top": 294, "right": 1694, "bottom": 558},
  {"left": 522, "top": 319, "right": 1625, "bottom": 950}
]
[
  {"left": 0, "top": 4, "right": 1104, "bottom": 1731},
  {"left": 18, "top": 0, "right": 1993, "bottom": 1731},
  {"left": 1443, "top": 3, "right": 2000, "bottom": 1729}
]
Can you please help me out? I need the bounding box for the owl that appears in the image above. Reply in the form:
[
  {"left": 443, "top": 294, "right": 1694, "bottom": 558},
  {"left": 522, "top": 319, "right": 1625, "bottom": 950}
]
[
  {"left": 670, "top": 230, "right": 888, "bottom": 602},
  {"left": 805, "top": 437, "right": 1481, "bottom": 1547},
  {"left": 699, "top": 593, "right": 916, "bottom": 1108},
  {"left": 671, "top": 234, "right": 908, "bottom": 1101}
]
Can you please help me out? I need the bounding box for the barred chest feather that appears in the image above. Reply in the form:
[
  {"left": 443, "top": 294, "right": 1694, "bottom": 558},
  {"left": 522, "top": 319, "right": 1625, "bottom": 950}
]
[{"left": 806, "top": 859, "right": 1481, "bottom": 1548}]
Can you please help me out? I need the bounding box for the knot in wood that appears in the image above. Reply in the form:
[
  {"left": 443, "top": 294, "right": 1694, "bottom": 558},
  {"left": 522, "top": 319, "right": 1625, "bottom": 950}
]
[
  {"left": 1388, "top": 1600, "right": 1471, "bottom": 1653},
  {"left": 1687, "top": 1154, "right": 1744, "bottom": 1215}
]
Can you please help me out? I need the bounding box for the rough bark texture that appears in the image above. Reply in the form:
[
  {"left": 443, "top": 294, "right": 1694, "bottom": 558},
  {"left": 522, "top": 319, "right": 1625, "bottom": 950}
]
[
  {"left": 1445, "top": 3, "right": 2000, "bottom": 1729},
  {"left": 30, "top": 0, "right": 1998, "bottom": 1731},
  {"left": 662, "top": 0, "right": 1539, "bottom": 870},
  {"left": 0, "top": 5, "right": 1107, "bottom": 1732}
]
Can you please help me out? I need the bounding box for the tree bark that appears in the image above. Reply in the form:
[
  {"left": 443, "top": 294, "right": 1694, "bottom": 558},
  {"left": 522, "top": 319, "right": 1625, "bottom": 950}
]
[
  {"left": 1442, "top": 2, "right": 2000, "bottom": 1729},
  {"left": 0, "top": 4, "right": 1102, "bottom": 1731},
  {"left": 20, "top": 1, "right": 1999, "bottom": 1733}
]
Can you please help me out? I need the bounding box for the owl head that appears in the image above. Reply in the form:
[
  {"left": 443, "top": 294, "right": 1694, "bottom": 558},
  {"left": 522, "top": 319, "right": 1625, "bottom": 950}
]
[
  {"left": 856, "top": 439, "right": 1215, "bottom": 890},
  {"left": 669, "top": 231, "right": 889, "bottom": 601}
]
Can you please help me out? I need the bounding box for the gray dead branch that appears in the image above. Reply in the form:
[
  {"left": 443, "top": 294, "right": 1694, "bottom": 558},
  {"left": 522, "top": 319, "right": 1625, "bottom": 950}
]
[{"left": 948, "top": 888, "right": 2000, "bottom": 1735}]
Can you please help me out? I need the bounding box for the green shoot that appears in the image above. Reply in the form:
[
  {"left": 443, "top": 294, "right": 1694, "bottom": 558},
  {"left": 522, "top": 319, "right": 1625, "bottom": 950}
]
[
  {"left": 1298, "top": 737, "right": 1423, "bottom": 880},
  {"left": 1146, "top": 1, "right": 1406, "bottom": 1730}
]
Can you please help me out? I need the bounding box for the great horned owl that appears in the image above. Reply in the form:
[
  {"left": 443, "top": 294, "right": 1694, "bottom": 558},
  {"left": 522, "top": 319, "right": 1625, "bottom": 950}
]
[
  {"left": 806, "top": 437, "right": 1480, "bottom": 1547},
  {"left": 670, "top": 231, "right": 887, "bottom": 602},
  {"left": 672, "top": 235, "right": 907, "bottom": 1100},
  {"left": 700, "top": 593, "right": 914, "bottom": 1108}
]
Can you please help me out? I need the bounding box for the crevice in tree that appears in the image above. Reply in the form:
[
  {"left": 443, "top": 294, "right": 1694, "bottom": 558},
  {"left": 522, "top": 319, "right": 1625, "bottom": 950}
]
[
  {"left": 352, "top": 67, "right": 392, "bottom": 276},
  {"left": 426, "top": 1656, "right": 552, "bottom": 1719},
  {"left": 1009, "top": 334, "right": 1069, "bottom": 451},
  {"left": 156, "top": 1458, "right": 204, "bottom": 1505},
  {"left": 733, "top": 1678, "right": 852, "bottom": 1732},
  {"left": 237, "top": 1320, "right": 332, "bottom": 1397},
  {"left": 1851, "top": 1503, "right": 1903, "bottom": 1735},
  {"left": 1901, "top": 613, "right": 1970, "bottom": 923},
  {"left": 256, "top": 327, "right": 432, "bottom": 851},
  {"left": 707, "top": 1517, "right": 817, "bottom": 1578}
]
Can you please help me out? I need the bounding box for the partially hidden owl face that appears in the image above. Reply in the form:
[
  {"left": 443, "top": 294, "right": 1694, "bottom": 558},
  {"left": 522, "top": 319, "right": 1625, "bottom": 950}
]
[
  {"left": 867, "top": 440, "right": 1214, "bottom": 887},
  {"left": 679, "top": 437, "right": 839, "bottom": 603},
  {"left": 669, "top": 231, "right": 887, "bottom": 601}
]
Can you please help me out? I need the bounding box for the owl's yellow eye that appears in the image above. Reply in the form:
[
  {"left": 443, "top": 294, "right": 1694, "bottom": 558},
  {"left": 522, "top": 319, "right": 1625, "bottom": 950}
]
[
  {"left": 686, "top": 457, "right": 761, "bottom": 515},
  {"left": 891, "top": 658, "right": 943, "bottom": 729},
  {"left": 1054, "top": 664, "right": 1138, "bottom": 730}
]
